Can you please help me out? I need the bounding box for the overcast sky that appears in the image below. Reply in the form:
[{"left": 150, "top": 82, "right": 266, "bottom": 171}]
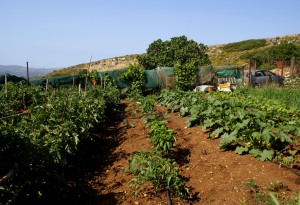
[{"left": 1, "top": 0, "right": 299, "bottom": 68}]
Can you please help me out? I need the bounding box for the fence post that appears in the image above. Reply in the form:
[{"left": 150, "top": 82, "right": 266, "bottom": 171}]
[
  {"left": 266, "top": 59, "right": 269, "bottom": 87},
  {"left": 46, "top": 79, "right": 48, "bottom": 91},
  {"left": 26, "top": 62, "right": 30, "bottom": 85},
  {"left": 248, "top": 58, "right": 251, "bottom": 86},
  {"left": 5, "top": 74, "right": 7, "bottom": 97}
]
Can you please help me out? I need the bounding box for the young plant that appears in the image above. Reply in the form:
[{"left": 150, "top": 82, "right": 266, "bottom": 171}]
[{"left": 126, "top": 151, "right": 189, "bottom": 198}]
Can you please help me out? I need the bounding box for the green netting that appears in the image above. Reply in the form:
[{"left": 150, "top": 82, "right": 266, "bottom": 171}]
[
  {"left": 214, "top": 65, "right": 241, "bottom": 78},
  {"left": 157, "top": 67, "right": 174, "bottom": 76},
  {"left": 0, "top": 74, "right": 26, "bottom": 84},
  {"left": 30, "top": 75, "right": 86, "bottom": 88},
  {"left": 28, "top": 65, "right": 242, "bottom": 89},
  {"left": 144, "top": 70, "right": 160, "bottom": 88},
  {"left": 196, "top": 65, "right": 215, "bottom": 84},
  {"left": 97, "top": 69, "right": 131, "bottom": 88}
]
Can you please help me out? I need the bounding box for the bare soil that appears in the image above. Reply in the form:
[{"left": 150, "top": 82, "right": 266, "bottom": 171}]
[{"left": 54, "top": 100, "right": 300, "bottom": 205}]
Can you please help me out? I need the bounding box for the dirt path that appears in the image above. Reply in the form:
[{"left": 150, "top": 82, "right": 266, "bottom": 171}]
[{"left": 64, "top": 100, "right": 300, "bottom": 205}]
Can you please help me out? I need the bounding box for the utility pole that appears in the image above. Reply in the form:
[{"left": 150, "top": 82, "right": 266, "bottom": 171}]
[{"left": 26, "top": 62, "right": 30, "bottom": 85}]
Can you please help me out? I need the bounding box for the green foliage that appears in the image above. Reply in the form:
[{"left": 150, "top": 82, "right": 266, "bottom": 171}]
[
  {"left": 138, "top": 96, "right": 175, "bottom": 155},
  {"left": 240, "top": 41, "right": 300, "bottom": 69},
  {"left": 120, "top": 63, "right": 145, "bottom": 95},
  {"left": 173, "top": 60, "right": 197, "bottom": 91},
  {"left": 0, "top": 83, "right": 120, "bottom": 203},
  {"left": 88, "top": 69, "right": 98, "bottom": 80},
  {"left": 126, "top": 95, "right": 189, "bottom": 199},
  {"left": 157, "top": 89, "right": 300, "bottom": 164},
  {"left": 127, "top": 151, "right": 189, "bottom": 198},
  {"left": 241, "top": 86, "right": 300, "bottom": 110},
  {"left": 138, "top": 35, "right": 210, "bottom": 69},
  {"left": 223, "top": 39, "right": 267, "bottom": 52},
  {"left": 268, "top": 41, "right": 300, "bottom": 59}
]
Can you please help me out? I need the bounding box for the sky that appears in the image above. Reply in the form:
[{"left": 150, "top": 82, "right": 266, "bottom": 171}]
[{"left": 1, "top": 0, "right": 300, "bottom": 69}]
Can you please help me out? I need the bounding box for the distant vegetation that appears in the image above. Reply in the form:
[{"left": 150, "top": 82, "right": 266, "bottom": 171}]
[
  {"left": 43, "top": 64, "right": 87, "bottom": 78},
  {"left": 223, "top": 39, "right": 267, "bottom": 52}
]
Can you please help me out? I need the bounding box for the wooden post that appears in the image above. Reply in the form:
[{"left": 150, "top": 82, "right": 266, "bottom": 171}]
[
  {"left": 4, "top": 74, "right": 7, "bottom": 97},
  {"left": 254, "top": 60, "right": 257, "bottom": 86},
  {"left": 241, "top": 65, "right": 245, "bottom": 86},
  {"left": 281, "top": 60, "right": 284, "bottom": 77},
  {"left": 248, "top": 58, "right": 251, "bottom": 86},
  {"left": 78, "top": 83, "right": 81, "bottom": 94},
  {"left": 266, "top": 60, "right": 269, "bottom": 86},
  {"left": 88, "top": 56, "right": 92, "bottom": 72},
  {"left": 46, "top": 79, "right": 48, "bottom": 90},
  {"left": 73, "top": 76, "right": 75, "bottom": 87},
  {"left": 291, "top": 57, "right": 295, "bottom": 75},
  {"left": 26, "top": 62, "right": 30, "bottom": 85}
]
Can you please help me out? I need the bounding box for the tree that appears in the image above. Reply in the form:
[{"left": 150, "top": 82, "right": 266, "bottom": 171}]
[
  {"left": 119, "top": 63, "right": 145, "bottom": 94},
  {"left": 138, "top": 36, "right": 211, "bottom": 69},
  {"left": 268, "top": 41, "right": 300, "bottom": 59},
  {"left": 173, "top": 60, "right": 197, "bottom": 90}
]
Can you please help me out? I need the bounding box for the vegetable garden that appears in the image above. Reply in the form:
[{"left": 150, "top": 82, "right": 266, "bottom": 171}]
[
  {"left": 0, "top": 82, "right": 121, "bottom": 204},
  {"left": 1, "top": 81, "right": 300, "bottom": 204}
]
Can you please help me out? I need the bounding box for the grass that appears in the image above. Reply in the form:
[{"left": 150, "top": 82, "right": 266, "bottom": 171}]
[{"left": 238, "top": 85, "right": 300, "bottom": 110}]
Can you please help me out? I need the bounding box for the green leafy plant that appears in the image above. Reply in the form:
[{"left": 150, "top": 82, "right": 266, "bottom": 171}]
[
  {"left": 126, "top": 151, "right": 189, "bottom": 198},
  {"left": 137, "top": 35, "right": 210, "bottom": 69},
  {"left": 120, "top": 63, "right": 145, "bottom": 96},
  {"left": 157, "top": 88, "right": 300, "bottom": 164},
  {"left": 0, "top": 83, "right": 121, "bottom": 204},
  {"left": 173, "top": 60, "right": 197, "bottom": 91}
]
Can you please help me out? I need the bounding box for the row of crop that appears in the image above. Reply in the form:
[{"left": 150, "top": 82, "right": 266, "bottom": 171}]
[
  {"left": 0, "top": 82, "right": 120, "bottom": 203},
  {"left": 157, "top": 89, "right": 300, "bottom": 165},
  {"left": 125, "top": 95, "right": 189, "bottom": 199}
]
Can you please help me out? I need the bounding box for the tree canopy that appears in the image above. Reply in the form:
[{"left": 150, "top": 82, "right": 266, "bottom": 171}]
[
  {"left": 267, "top": 41, "right": 300, "bottom": 59},
  {"left": 137, "top": 36, "right": 211, "bottom": 69}
]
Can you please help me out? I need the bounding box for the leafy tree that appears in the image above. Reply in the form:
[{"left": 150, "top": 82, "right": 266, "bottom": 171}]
[
  {"left": 268, "top": 41, "right": 300, "bottom": 59},
  {"left": 120, "top": 63, "right": 145, "bottom": 94},
  {"left": 240, "top": 42, "right": 300, "bottom": 69},
  {"left": 138, "top": 36, "right": 211, "bottom": 69},
  {"left": 173, "top": 60, "right": 197, "bottom": 90}
]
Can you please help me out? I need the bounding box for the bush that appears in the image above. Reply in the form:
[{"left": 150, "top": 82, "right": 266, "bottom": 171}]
[{"left": 223, "top": 39, "right": 267, "bottom": 52}]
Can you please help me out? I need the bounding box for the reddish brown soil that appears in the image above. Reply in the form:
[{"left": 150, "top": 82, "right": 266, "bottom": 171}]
[{"left": 63, "top": 100, "right": 300, "bottom": 205}]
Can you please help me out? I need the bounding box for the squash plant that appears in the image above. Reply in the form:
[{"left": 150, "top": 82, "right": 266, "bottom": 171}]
[{"left": 157, "top": 89, "right": 300, "bottom": 164}]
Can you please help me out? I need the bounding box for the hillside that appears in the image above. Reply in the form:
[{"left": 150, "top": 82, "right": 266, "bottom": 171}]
[
  {"left": 43, "top": 34, "right": 300, "bottom": 78},
  {"left": 0, "top": 65, "right": 55, "bottom": 79},
  {"left": 208, "top": 33, "right": 300, "bottom": 66},
  {"left": 43, "top": 54, "right": 139, "bottom": 78}
]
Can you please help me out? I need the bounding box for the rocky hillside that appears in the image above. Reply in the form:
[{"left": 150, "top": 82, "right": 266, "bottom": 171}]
[
  {"left": 44, "top": 34, "right": 300, "bottom": 78},
  {"left": 208, "top": 34, "right": 300, "bottom": 66},
  {"left": 43, "top": 54, "right": 139, "bottom": 78}
]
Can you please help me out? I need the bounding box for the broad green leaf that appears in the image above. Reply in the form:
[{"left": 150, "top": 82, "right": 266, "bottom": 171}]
[
  {"left": 211, "top": 127, "right": 224, "bottom": 138},
  {"left": 179, "top": 107, "right": 189, "bottom": 117},
  {"left": 259, "top": 149, "right": 274, "bottom": 161},
  {"left": 219, "top": 131, "right": 237, "bottom": 149},
  {"left": 235, "top": 146, "right": 249, "bottom": 155},
  {"left": 249, "top": 148, "right": 261, "bottom": 158},
  {"left": 261, "top": 128, "right": 272, "bottom": 146}
]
